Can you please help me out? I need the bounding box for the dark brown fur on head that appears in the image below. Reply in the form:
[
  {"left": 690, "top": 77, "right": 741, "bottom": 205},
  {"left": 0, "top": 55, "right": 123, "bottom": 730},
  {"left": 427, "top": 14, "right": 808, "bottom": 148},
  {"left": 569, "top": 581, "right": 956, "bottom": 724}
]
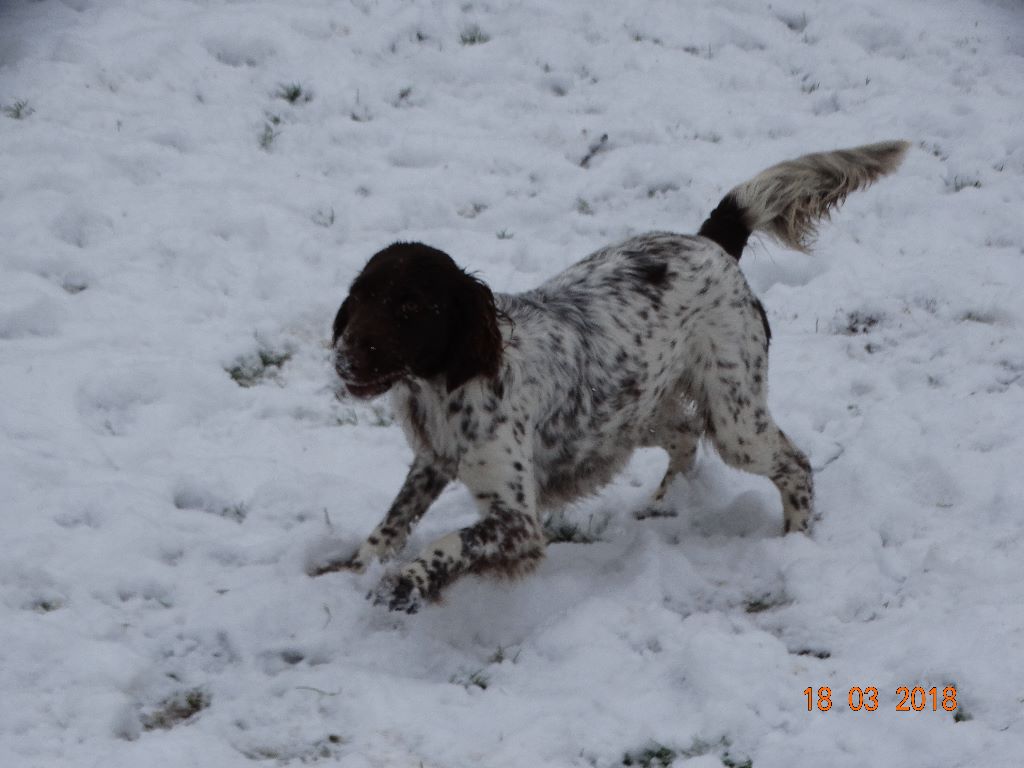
[{"left": 332, "top": 242, "right": 502, "bottom": 398}]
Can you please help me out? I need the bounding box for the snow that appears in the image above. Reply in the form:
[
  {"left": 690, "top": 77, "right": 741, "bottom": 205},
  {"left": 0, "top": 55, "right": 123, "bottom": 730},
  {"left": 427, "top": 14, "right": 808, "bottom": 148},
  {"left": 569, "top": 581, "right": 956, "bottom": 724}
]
[{"left": 1, "top": 0, "right": 1023, "bottom": 765}]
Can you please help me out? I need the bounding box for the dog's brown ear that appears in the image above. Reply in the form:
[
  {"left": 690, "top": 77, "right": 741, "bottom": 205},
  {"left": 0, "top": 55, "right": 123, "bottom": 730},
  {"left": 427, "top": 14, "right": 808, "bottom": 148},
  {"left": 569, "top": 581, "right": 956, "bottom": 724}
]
[{"left": 445, "top": 272, "right": 502, "bottom": 393}]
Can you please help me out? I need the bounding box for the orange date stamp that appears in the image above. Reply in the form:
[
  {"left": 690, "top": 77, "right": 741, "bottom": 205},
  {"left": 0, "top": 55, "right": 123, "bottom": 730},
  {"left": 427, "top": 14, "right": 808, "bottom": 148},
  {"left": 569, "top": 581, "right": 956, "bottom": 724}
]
[{"left": 804, "top": 686, "right": 958, "bottom": 713}]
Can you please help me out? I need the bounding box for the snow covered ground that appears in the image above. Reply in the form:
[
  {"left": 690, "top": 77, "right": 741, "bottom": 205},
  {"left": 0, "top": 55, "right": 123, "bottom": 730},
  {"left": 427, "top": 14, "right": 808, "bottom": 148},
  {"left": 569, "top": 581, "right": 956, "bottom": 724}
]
[{"left": 2, "top": 0, "right": 1023, "bottom": 765}]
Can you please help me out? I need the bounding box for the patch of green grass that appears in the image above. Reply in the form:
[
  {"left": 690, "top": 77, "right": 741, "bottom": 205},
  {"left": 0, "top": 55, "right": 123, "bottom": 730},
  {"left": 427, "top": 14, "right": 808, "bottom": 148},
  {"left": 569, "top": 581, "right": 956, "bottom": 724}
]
[
  {"left": 259, "top": 117, "right": 281, "bottom": 150},
  {"left": 450, "top": 668, "right": 489, "bottom": 690},
  {"left": 61, "top": 276, "right": 89, "bottom": 294},
  {"left": 240, "top": 734, "right": 345, "bottom": 762},
  {"left": 633, "top": 506, "right": 678, "bottom": 520},
  {"left": 28, "top": 597, "right": 64, "bottom": 613},
  {"left": 575, "top": 197, "right": 594, "bottom": 216},
  {"left": 368, "top": 404, "right": 393, "bottom": 426},
  {"left": 333, "top": 408, "right": 359, "bottom": 426},
  {"left": 488, "top": 645, "right": 521, "bottom": 664},
  {"left": 458, "top": 202, "right": 487, "bottom": 219},
  {"left": 695, "top": 131, "right": 722, "bottom": 143},
  {"left": 227, "top": 348, "right": 292, "bottom": 387},
  {"left": 331, "top": 402, "right": 394, "bottom": 428},
  {"left": 623, "top": 744, "right": 676, "bottom": 768},
  {"left": 258, "top": 349, "right": 290, "bottom": 367},
  {"left": 172, "top": 489, "right": 248, "bottom": 523},
  {"left": 543, "top": 512, "right": 603, "bottom": 543},
  {"left": 220, "top": 503, "right": 248, "bottom": 523},
  {"left": 394, "top": 86, "right": 413, "bottom": 106},
  {"left": 141, "top": 688, "right": 210, "bottom": 731},
  {"left": 723, "top": 755, "right": 753, "bottom": 768},
  {"left": 628, "top": 30, "right": 663, "bottom": 46},
  {"left": 624, "top": 739, "right": 751, "bottom": 768},
  {"left": 959, "top": 310, "right": 999, "bottom": 325},
  {"left": 744, "top": 592, "right": 789, "bottom": 613},
  {"left": 3, "top": 99, "right": 33, "bottom": 119},
  {"left": 350, "top": 91, "right": 372, "bottom": 123},
  {"left": 793, "top": 648, "right": 831, "bottom": 659},
  {"left": 840, "top": 310, "right": 882, "bottom": 335},
  {"left": 460, "top": 24, "right": 490, "bottom": 45},
  {"left": 496, "top": 229, "right": 514, "bottom": 240},
  {"left": 312, "top": 207, "right": 335, "bottom": 227},
  {"left": 645, "top": 182, "right": 680, "bottom": 199},
  {"left": 578, "top": 133, "right": 608, "bottom": 168},
  {"left": 276, "top": 82, "right": 311, "bottom": 104},
  {"left": 780, "top": 11, "right": 809, "bottom": 32},
  {"left": 949, "top": 175, "right": 981, "bottom": 192}
]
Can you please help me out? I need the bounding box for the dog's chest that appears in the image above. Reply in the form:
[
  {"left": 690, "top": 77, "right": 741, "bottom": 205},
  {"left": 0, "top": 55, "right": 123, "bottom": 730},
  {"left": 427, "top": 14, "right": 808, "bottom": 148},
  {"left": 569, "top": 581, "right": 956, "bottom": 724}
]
[{"left": 390, "top": 385, "right": 459, "bottom": 464}]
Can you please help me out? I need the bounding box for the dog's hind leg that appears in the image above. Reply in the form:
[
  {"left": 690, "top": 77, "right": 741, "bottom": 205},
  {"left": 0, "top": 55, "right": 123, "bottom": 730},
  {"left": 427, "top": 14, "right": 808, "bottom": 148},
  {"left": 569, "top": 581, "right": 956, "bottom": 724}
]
[
  {"left": 642, "top": 396, "right": 703, "bottom": 515},
  {"left": 697, "top": 334, "right": 814, "bottom": 534},
  {"left": 685, "top": 282, "right": 815, "bottom": 534},
  {"left": 708, "top": 404, "right": 814, "bottom": 534}
]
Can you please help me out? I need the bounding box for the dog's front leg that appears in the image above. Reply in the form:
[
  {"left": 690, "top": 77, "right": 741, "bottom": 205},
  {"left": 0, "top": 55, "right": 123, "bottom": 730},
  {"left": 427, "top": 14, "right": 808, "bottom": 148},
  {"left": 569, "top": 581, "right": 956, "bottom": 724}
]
[
  {"left": 311, "top": 453, "right": 450, "bottom": 575},
  {"left": 373, "top": 430, "right": 543, "bottom": 613}
]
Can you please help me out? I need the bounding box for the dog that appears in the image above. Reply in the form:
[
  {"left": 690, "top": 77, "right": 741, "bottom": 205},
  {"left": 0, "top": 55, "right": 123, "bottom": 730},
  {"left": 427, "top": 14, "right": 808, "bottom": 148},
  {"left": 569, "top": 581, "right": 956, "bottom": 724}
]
[{"left": 317, "top": 141, "right": 909, "bottom": 612}]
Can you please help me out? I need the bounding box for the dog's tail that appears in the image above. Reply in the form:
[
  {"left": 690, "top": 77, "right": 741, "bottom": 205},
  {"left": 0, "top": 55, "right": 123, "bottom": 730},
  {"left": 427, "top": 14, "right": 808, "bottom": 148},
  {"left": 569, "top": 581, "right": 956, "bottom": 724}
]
[{"left": 698, "top": 140, "right": 910, "bottom": 259}]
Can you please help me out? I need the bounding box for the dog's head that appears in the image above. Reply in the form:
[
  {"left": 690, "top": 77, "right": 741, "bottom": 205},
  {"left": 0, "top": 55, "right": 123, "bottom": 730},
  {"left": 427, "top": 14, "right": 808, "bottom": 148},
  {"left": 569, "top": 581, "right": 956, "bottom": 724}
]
[{"left": 332, "top": 242, "right": 502, "bottom": 399}]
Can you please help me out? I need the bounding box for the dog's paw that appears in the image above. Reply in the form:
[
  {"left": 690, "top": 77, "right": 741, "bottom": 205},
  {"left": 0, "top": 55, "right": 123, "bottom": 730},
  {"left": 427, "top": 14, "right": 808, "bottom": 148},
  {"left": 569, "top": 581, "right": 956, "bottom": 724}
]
[
  {"left": 370, "top": 573, "right": 422, "bottom": 614},
  {"left": 783, "top": 508, "right": 819, "bottom": 536}
]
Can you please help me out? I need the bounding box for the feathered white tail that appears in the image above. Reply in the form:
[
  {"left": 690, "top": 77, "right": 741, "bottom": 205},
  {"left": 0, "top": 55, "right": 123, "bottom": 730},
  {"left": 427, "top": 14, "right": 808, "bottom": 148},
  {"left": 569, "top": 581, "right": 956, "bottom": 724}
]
[{"left": 699, "top": 140, "right": 910, "bottom": 257}]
